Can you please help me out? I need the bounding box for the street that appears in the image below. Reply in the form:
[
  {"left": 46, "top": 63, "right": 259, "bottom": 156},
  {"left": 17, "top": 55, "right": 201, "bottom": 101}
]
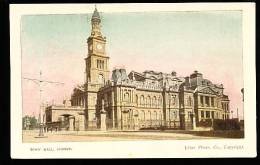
[{"left": 23, "top": 130, "right": 220, "bottom": 143}]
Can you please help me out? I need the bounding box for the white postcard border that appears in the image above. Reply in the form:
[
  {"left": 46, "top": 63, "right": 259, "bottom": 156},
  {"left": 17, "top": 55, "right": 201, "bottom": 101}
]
[{"left": 10, "top": 3, "right": 256, "bottom": 158}]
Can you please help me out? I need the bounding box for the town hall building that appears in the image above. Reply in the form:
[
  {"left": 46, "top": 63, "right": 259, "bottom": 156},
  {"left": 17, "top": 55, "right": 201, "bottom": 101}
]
[{"left": 44, "top": 7, "right": 230, "bottom": 131}]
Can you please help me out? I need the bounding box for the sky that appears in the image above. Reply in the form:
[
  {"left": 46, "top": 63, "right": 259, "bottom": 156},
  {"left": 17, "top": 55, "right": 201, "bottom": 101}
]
[{"left": 21, "top": 9, "right": 244, "bottom": 119}]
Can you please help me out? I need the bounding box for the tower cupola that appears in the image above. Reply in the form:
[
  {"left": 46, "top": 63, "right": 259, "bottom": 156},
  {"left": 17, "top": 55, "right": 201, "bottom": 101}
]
[{"left": 90, "top": 6, "right": 102, "bottom": 37}]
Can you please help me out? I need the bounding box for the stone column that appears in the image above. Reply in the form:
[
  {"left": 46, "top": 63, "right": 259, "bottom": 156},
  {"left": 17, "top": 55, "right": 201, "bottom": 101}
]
[
  {"left": 179, "top": 111, "right": 186, "bottom": 130},
  {"left": 78, "top": 113, "right": 85, "bottom": 131},
  {"left": 118, "top": 107, "right": 122, "bottom": 129},
  {"left": 100, "top": 112, "right": 107, "bottom": 131},
  {"left": 111, "top": 108, "right": 114, "bottom": 129},
  {"left": 100, "top": 100, "right": 107, "bottom": 131},
  {"left": 198, "top": 94, "right": 201, "bottom": 107},
  {"left": 134, "top": 114, "right": 139, "bottom": 130},
  {"left": 111, "top": 92, "right": 115, "bottom": 129},
  {"left": 69, "top": 116, "right": 74, "bottom": 131},
  {"left": 203, "top": 96, "right": 206, "bottom": 107},
  {"left": 191, "top": 113, "right": 196, "bottom": 130}
]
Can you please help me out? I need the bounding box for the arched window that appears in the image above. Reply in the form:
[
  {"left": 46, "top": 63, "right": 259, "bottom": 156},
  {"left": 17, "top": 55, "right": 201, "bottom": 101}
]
[
  {"left": 154, "top": 111, "right": 157, "bottom": 120},
  {"left": 140, "top": 95, "right": 144, "bottom": 106},
  {"left": 80, "top": 97, "right": 83, "bottom": 106},
  {"left": 147, "top": 96, "right": 151, "bottom": 107},
  {"left": 153, "top": 96, "right": 157, "bottom": 108},
  {"left": 140, "top": 110, "right": 145, "bottom": 121},
  {"left": 98, "top": 74, "right": 104, "bottom": 85},
  {"left": 159, "top": 112, "right": 162, "bottom": 121},
  {"left": 124, "top": 92, "right": 130, "bottom": 102},
  {"left": 136, "top": 95, "right": 138, "bottom": 106},
  {"left": 148, "top": 111, "right": 152, "bottom": 121},
  {"left": 158, "top": 97, "right": 162, "bottom": 107},
  {"left": 171, "top": 95, "right": 176, "bottom": 106}
]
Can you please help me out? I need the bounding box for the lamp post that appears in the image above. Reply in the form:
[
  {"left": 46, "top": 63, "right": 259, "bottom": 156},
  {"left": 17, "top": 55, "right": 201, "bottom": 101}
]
[
  {"left": 168, "top": 86, "right": 176, "bottom": 129},
  {"left": 168, "top": 87, "right": 172, "bottom": 128},
  {"left": 241, "top": 88, "right": 244, "bottom": 121},
  {"left": 173, "top": 111, "right": 176, "bottom": 129},
  {"left": 241, "top": 88, "right": 244, "bottom": 102},
  {"left": 168, "top": 92, "right": 171, "bottom": 128},
  {"left": 23, "top": 71, "right": 64, "bottom": 137},
  {"left": 237, "top": 108, "right": 239, "bottom": 121},
  {"left": 192, "top": 88, "right": 197, "bottom": 130}
]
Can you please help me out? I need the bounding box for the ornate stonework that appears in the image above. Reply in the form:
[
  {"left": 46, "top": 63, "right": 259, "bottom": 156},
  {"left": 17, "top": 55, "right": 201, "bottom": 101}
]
[{"left": 45, "top": 7, "right": 230, "bottom": 131}]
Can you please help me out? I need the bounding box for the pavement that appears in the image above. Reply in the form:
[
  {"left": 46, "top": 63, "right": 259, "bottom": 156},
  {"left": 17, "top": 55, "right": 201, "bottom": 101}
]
[{"left": 22, "top": 129, "right": 218, "bottom": 143}]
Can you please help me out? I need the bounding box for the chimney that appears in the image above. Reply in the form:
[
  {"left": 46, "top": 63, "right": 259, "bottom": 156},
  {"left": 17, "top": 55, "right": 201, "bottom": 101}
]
[
  {"left": 171, "top": 71, "right": 177, "bottom": 76},
  {"left": 185, "top": 76, "right": 190, "bottom": 86}
]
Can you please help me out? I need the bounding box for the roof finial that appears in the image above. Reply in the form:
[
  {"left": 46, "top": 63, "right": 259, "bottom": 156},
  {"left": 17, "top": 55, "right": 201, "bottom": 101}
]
[{"left": 95, "top": 4, "right": 97, "bottom": 10}]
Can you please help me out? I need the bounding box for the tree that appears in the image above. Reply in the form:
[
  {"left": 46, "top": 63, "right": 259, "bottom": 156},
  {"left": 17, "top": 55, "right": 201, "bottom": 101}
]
[{"left": 22, "top": 116, "right": 38, "bottom": 130}]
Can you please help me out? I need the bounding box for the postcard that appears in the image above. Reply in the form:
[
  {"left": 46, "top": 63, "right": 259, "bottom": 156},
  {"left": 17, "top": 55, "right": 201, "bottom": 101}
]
[{"left": 10, "top": 3, "right": 256, "bottom": 158}]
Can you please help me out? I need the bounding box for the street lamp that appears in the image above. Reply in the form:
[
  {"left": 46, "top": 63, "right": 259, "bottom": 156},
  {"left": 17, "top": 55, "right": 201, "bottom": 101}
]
[
  {"left": 23, "top": 71, "right": 64, "bottom": 138},
  {"left": 192, "top": 88, "right": 198, "bottom": 130},
  {"left": 241, "top": 88, "right": 244, "bottom": 102},
  {"left": 173, "top": 111, "right": 176, "bottom": 128},
  {"left": 168, "top": 92, "right": 171, "bottom": 128},
  {"left": 237, "top": 108, "right": 239, "bottom": 121},
  {"left": 168, "top": 86, "right": 176, "bottom": 129},
  {"left": 168, "top": 87, "right": 175, "bottom": 128}
]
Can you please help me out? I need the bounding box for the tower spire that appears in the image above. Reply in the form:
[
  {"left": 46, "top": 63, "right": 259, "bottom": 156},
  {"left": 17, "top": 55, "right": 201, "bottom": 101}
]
[{"left": 91, "top": 5, "right": 102, "bottom": 37}]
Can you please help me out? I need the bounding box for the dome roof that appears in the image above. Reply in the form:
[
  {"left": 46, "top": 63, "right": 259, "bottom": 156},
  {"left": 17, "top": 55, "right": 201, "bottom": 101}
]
[{"left": 92, "top": 7, "right": 100, "bottom": 20}]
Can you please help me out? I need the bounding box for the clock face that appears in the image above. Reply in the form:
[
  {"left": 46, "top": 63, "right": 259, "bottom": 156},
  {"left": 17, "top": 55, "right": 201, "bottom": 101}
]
[{"left": 96, "top": 44, "right": 103, "bottom": 50}]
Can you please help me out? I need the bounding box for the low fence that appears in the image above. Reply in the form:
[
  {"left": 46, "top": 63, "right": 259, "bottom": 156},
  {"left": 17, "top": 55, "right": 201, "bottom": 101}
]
[
  {"left": 197, "top": 119, "right": 241, "bottom": 130},
  {"left": 94, "top": 119, "right": 181, "bottom": 130}
]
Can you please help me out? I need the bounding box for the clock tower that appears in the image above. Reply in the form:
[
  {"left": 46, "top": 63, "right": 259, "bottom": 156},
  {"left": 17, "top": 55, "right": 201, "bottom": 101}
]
[
  {"left": 85, "top": 7, "right": 109, "bottom": 85},
  {"left": 84, "top": 7, "right": 110, "bottom": 129}
]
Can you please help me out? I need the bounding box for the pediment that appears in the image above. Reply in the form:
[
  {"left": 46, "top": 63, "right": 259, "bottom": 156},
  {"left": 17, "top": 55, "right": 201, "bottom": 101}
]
[{"left": 198, "top": 87, "right": 217, "bottom": 95}]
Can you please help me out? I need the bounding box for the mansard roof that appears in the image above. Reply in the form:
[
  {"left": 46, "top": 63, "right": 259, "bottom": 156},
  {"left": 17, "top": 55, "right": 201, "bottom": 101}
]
[{"left": 112, "top": 68, "right": 129, "bottom": 83}]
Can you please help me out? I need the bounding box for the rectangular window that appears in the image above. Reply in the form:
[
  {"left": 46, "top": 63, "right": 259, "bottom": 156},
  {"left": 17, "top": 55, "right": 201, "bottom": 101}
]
[
  {"left": 211, "top": 111, "right": 214, "bottom": 119},
  {"left": 211, "top": 97, "right": 214, "bottom": 107},
  {"left": 200, "top": 96, "right": 204, "bottom": 106},
  {"left": 201, "top": 111, "right": 204, "bottom": 118},
  {"left": 206, "top": 111, "right": 210, "bottom": 118},
  {"left": 205, "top": 96, "right": 209, "bottom": 107}
]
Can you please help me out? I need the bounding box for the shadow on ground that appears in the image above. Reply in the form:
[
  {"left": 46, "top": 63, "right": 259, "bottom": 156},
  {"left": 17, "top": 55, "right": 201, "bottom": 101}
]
[{"left": 136, "top": 130, "right": 244, "bottom": 138}]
